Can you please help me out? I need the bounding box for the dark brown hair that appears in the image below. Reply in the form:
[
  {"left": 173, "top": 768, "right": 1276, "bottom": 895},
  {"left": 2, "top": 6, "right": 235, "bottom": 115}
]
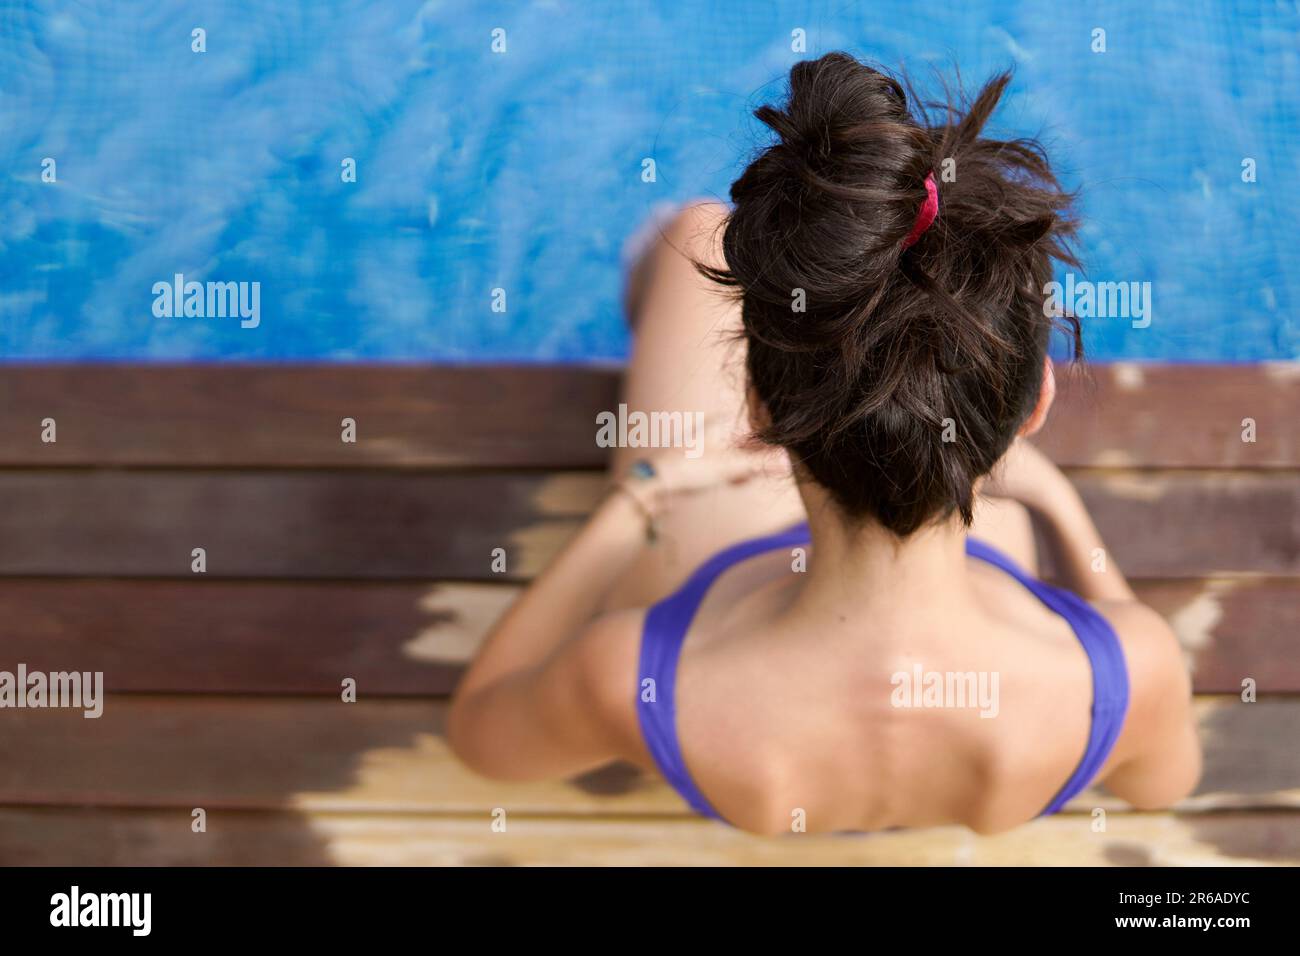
[{"left": 701, "top": 52, "right": 1082, "bottom": 536}]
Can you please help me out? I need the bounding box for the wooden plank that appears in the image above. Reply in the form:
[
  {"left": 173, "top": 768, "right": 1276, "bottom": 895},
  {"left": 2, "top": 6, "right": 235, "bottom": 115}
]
[
  {"left": 1137, "top": 578, "right": 1300, "bottom": 693},
  {"left": 0, "top": 696, "right": 1293, "bottom": 815},
  {"left": 0, "top": 580, "right": 505, "bottom": 695},
  {"left": 0, "top": 470, "right": 602, "bottom": 580},
  {"left": 0, "top": 469, "right": 1294, "bottom": 579},
  {"left": 1, "top": 577, "right": 1292, "bottom": 695},
  {"left": 0, "top": 808, "right": 1294, "bottom": 866},
  {"left": 1072, "top": 470, "right": 1300, "bottom": 577},
  {"left": 1040, "top": 362, "right": 1300, "bottom": 468},
  {"left": 0, "top": 364, "right": 1295, "bottom": 470},
  {"left": 0, "top": 365, "right": 620, "bottom": 469},
  {"left": 0, "top": 695, "right": 682, "bottom": 816}
]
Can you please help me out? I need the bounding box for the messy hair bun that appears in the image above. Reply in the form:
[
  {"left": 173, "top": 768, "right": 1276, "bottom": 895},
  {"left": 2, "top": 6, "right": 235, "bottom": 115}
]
[{"left": 702, "top": 52, "right": 1081, "bottom": 535}]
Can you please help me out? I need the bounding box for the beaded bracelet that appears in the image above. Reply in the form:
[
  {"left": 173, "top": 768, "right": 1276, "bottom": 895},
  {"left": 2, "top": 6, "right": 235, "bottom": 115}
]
[{"left": 612, "top": 458, "right": 659, "bottom": 543}]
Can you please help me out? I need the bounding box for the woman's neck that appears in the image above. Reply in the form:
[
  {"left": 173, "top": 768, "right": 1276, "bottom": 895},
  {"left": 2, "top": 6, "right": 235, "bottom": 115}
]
[{"left": 792, "top": 482, "right": 973, "bottom": 613}]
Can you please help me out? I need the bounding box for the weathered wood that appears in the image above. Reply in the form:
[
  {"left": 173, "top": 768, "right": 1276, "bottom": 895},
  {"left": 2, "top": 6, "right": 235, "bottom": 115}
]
[
  {"left": 0, "top": 696, "right": 1292, "bottom": 815},
  {"left": 0, "top": 469, "right": 1294, "bottom": 578},
  {"left": 1, "top": 363, "right": 1295, "bottom": 468},
  {"left": 2, "top": 578, "right": 1293, "bottom": 695},
  {"left": 0, "top": 365, "right": 619, "bottom": 469},
  {"left": 0, "top": 579, "right": 501, "bottom": 695},
  {"left": 0, "top": 695, "right": 675, "bottom": 815},
  {"left": 1, "top": 808, "right": 1295, "bottom": 866},
  {"left": 0, "top": 470, "right": 601, "bottom": 580},
  {"left": 1136, "top": 578, "right": 1300, "bottom": 693},
  {"left": 1041, "top": 363, "right": 1300, "bottom": 469},
  {"left": 1071, "top": 470, "right": 1300, "bottom": 577},
  {"left": 0, "top": 362, "right": 1292, "bottom": 869}
]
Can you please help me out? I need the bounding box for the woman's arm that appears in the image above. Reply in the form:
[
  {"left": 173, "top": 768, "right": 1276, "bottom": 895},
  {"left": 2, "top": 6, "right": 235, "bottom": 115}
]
[
  {"left": 1095, "top": 601, "right": 1202, "bottom": 809},
  {"left": 453, "top": 489, "right": 649, "bottom": 702},
  {"left": 984, "top": 439, "right": 1201, "bottom": 807},
  {"left": 445, "top": 489, "right": 650, "bottom": 780},
  {"left": 447, "top": 444, "right": 778, "bottom": 779},
  {"left": 983, "top": 439, "right": 1135, "bottom": 602}
]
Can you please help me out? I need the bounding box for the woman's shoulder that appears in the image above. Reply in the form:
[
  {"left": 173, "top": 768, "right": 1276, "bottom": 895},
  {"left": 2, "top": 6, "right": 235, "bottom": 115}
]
[
  {"left": 1087, "top": 597, "right": 1201, "bottom": 800},
  {"left": 561, "top": 608, "right": 652, "bottom": 759},
  {"left": 1089, "top": 597, "right": 1185, "bottom": 695}
]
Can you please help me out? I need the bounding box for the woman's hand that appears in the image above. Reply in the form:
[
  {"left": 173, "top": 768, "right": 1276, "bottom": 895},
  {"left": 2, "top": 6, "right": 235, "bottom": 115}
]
[
  {"left": 615, "top": 437, "right": 791, "bottom": 521},
  {"left": 980, "top": 438, "right": 1070, "bottom": 514}
]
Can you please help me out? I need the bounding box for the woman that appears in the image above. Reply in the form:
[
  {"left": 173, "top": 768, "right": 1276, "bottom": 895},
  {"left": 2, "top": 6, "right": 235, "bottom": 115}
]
[{"left": 447, "top": 53, "right": 1201, "bottom": 835}]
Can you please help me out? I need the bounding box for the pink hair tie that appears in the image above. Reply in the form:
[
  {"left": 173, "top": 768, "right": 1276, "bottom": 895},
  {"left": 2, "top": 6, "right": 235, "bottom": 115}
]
[{"left": 901, "top": 172, "right": 939, "bottom": 250}]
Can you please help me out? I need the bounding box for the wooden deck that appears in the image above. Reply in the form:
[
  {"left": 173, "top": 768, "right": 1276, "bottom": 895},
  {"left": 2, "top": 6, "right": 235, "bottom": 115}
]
[{"left": 0, "top": 363, "right": 1297, "bottom": 865}]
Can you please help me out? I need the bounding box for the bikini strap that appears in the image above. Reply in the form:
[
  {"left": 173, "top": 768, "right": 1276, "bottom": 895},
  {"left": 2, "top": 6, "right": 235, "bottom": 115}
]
[
  {"left": 636, "top": 523, "right": 813, "bottom": 819},
  {"left": 964, "top": 538, "right": 1130, "bottom": 815}
]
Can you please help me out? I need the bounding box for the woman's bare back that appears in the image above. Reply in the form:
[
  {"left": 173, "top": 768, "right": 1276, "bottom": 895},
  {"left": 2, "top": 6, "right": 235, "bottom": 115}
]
[{"left": 599, "top": 522, "right": 1117, "bottom": 834}]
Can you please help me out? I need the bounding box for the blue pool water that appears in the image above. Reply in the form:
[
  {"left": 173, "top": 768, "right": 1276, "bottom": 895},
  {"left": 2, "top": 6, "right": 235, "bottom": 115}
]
[{"left": 1, "top": 0, "right": 1297, "bottom": 362}]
